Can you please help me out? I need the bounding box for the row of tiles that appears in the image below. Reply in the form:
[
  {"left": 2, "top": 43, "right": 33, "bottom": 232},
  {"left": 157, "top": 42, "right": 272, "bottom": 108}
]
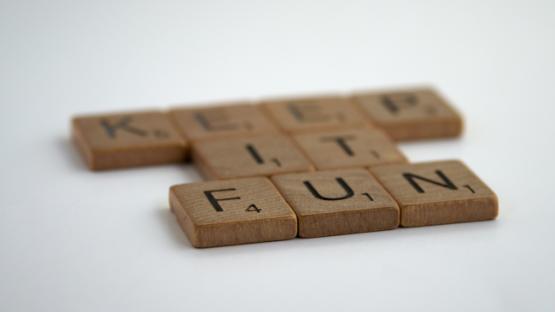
[
  {"left": 72, "top": 87, "right": 462, "bottom": 171},
  {"left": 171, "top": 160, "right": 498, "bottom": 248}
]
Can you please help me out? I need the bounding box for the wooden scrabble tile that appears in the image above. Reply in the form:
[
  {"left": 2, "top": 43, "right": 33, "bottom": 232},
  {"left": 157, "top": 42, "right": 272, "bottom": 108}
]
[
  {"left": 272, "top": 169, "right": 399, "bottom": 238},
  {"left": 352, "top": 87, "right": 463, "bottom": 141},
  {"left": 193, "top": 134, "right": 314, "bottom": 179},
  {"left": 260, "top": 95, "right": 369, "bottom": 133},
  {"left": 292, "top": 127, "right": 407, "bottom": 170},
  {"left": 370, "top": 160, "right": 498, "bottom": 227},
  {"left": 169, "top": 102, "right": 279, "bottom": 141},
  {"left": 170, "top": 177, "right": 297, "bottom": 248},
  {"left": 72, "top": 110, "right": 188, "bottom": 170}
]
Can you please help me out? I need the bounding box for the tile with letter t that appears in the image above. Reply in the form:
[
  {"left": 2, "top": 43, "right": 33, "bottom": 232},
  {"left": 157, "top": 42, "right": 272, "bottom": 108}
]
[
  {"left": 292, "top": 127, "right": 407, "bottom": 170},
  {"left": 169, "top": 102, "right": 279, "bottom": 141},
  {"left": 370, "top": 160, "right": 498, "bottom": 227},
  {"left": 260, "top": 95, "right": 369, "bottom": 133},
  {"left": 72, "top": 110, "right": 188, "bottom": 170},
  {"left": 352, "top": 87, "right": 463, "bottom": 141},
  {"left": 170, "top": 177, "right": 297, "bottom": 248},
  {"left": 271, "top": 169, "right": 399, "bottom": 238},
  {"left": 192, "top": 134, "right": 314, "bottom": 179}
]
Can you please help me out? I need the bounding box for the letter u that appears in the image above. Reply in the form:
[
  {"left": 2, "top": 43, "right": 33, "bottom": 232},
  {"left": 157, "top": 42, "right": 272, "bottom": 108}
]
[{"left": 302, "top": 177, "right": 354, "bottom": 201}]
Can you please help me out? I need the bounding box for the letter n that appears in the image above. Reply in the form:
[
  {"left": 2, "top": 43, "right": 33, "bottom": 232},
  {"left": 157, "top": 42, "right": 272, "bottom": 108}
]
[{"left": 402, "top": 170, "right": 457, "bottom": 193}]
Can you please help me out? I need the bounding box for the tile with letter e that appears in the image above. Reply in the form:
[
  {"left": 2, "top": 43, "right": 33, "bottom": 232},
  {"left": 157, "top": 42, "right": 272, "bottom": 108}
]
[
  {"left": 170, "top": 177, "right": 297, "bottom": 248},
  {"left": 352, "top": 87, "right": 463, "bottom": 141},
  {"left": 292, "top": 127, "right": 407, "bottom": 170},
  {"left": 260, "top": 95, "right": 368, "bottom": 133},
  {"left": 271, "top": 169, "right": 399, "bottom": 238},
  {"left": 192, "top": 134, "right": 314, "bottom": 179},
  {"left": 370, "top": 160, "right": 498, "bottom": 227},
  {"left": 72, "top": 110, "right": 188, "bottom": 170},
  {"left": 169, "top": 102, "right": 279, "bottom": 141}
]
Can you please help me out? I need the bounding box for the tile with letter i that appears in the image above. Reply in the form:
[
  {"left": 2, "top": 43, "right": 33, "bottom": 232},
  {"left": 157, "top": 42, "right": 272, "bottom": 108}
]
[
  {"left": 272, "top": 169, "right": 399, "bottom": 238},
  {"left": 292, "top": 127, "right": 407, "bottom": 170},
  {"left": 170, "top": 177, "right": 297, "bottom": 248},
  {"left": 260, "top": 95, "right": 369, "bottom": 133},
  {"left": 72, "top": 110, "right": 188, "bottom": 170},
  {"left": 352, "top": 87, "right": 463, "bottom": 141},
  {"left": 192, "top": 134, "right": 314, "bottom": 180},
  {"left": 169, "top": 102, "right": 279, "bottom": 141},
  {"left": 370, "top": 160, "right": 498, "bottom": 227}
]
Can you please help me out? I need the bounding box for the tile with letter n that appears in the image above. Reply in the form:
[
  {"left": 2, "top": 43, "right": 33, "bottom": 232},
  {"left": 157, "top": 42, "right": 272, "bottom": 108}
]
[
  {"left": 192, "top": 134, "right": 314, "bottom": 180},
  {"left": 260, "top": 95, "right": 369, "bottom": 133},
  {"left": 72, "top": 110, "right": 188, "bottom": 170},
  {"left": 271, "top": 169, "right": 399, "bottom": 238},
  {"left": 370, "top": 160, "right": 498, "bottom": 227},
  {"left": 352, "top": 87, "right": 463, "bottom": 141},
  {"left": 169, "top": 102, "right": 279, "bottom": 141},
  {"left": 170, "top": 177, "right": 297, "bottom": 248},
  {"left": 292, "top": 127, "right": 407, "bottom": 170}
]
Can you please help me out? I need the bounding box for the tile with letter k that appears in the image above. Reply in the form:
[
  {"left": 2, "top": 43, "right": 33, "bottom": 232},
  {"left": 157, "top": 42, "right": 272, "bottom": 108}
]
[{"left": 72, "top": 110, "right": 187, "bottom": 170}]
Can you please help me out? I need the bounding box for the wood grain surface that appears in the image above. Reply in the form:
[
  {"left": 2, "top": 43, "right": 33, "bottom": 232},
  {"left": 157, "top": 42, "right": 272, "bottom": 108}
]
[
  {"left": 72, "top": 110, "right": 188, "bottom": 170},
  {"left": 292, "top": 127, "right": 407, "bottom": 170},
  {"left": 272, "top": 169, "right": 399, "bottom": 238},
  {"left": 260, "top": 95, "right": 369, "bottom": 133},
  {"left": 192, "top": 134, "right": 314, "bottom": 179},
  {"left": 169, "top": 102, "right": 279, "bottom": 141},
  {"left": 352, "top": 87, "right": 463, "bottom": 141},
  {"left": 170, "top": 177, "right": 297, "bottom": 247},
  {"left": 370, "top": 160, "right": 498, "bottom": 227}
]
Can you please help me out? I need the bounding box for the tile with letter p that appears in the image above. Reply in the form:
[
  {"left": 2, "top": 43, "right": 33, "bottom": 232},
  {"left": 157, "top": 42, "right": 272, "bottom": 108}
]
[{"left": 352, "top": 87, "right": 463, "bottom": 141}]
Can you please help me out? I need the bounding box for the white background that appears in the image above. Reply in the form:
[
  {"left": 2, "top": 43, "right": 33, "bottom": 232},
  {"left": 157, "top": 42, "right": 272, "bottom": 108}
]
[{"left": 1, "top": 1, "right": 555, "bottom": 311}]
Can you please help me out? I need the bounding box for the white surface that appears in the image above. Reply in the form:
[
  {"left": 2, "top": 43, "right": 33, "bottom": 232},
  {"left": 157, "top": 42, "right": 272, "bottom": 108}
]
[{"left": 1, "top": 1, "right": 555, "bottom": 311}]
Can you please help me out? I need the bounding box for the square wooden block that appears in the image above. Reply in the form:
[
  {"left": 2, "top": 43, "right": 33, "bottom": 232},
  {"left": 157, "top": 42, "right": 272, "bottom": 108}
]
[
  {"left": 352, "top": 87, "right": 463, "bottom": 141},
  {"left": 193, "top": 134, "right": 314, "bottom": 179},
  {"left": 272, "top": 169, "right": 399, "bottom": 238},
  {"left": 370, "top": 160, "right": 498, "bottom": 227},
  {"left": 292, "top": 127, "right": 407, "bottom": 170},
  {"left": 169, "top": 102, "right": 279, "bottom": 141},
  {"left": 72, "top": 110, "right": 188, "bottom": 170},
  {"left": 260, "top": 95, "right": 369, "bottom": 133},
  {"left": 170, "top": 177, "right": 297, "bottom": 248}
]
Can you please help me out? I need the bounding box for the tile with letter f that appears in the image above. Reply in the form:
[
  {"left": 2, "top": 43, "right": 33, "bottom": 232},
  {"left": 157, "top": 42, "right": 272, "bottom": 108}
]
[
  {"left": 170, "top": 177, "right": 297, "bottom": 248},
  {"left": 370, "top": 160, "right": 498, "bottom": 227},
  {"left": 272, "top": 169, "right": 399, "bottom": 238}
]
